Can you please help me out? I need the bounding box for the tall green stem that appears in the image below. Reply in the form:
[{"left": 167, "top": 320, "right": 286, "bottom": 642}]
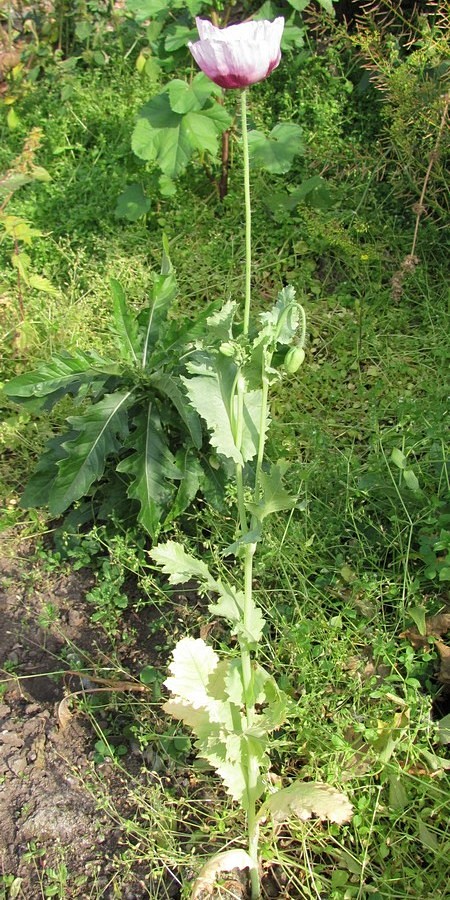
[
  {"left": 233, "top": 87, "right": 261, "bottom": 900},
  {"left": 241, "top": 90, "right": 252, "bottom": 338}
]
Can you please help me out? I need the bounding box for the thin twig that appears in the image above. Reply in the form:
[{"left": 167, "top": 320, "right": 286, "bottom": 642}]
[{"left": 410, "top": 92, "right": 449, "bottom": 259}]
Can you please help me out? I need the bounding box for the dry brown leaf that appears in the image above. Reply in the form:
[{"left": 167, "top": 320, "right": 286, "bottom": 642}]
[
  {"left": 57, "top": 696, "right": 74, "bottom": 729},
  {"left": 191, "top": 849, "right": 255, "bottom": 899},
  {"left": 401, "top": 613, "right": 450, "bottom": 649},
  {"left": 435, "top": 640, "right": 450, "bottom": 684}
]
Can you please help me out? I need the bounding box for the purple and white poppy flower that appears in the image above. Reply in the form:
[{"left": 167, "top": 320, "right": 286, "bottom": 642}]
[{"left": 188, "top": 17, "right": 285, "bottom": 90}]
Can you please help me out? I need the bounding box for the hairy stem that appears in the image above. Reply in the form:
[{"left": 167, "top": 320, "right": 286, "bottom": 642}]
[
  {"left": 234, "top": 87, "right": 260, "bottom": 900},
  {"left": 241, "top": 90, "right": 252, "bottom": 337}
]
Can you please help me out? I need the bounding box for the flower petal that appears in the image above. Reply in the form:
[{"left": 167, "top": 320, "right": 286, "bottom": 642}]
[{"left": 189, "top": 18, "right": 284, "bottom": 90}]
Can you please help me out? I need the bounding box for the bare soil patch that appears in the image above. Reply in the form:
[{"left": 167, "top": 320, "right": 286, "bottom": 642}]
[{"left": 0, "top": 545, "right": 173, "bottom": 898}]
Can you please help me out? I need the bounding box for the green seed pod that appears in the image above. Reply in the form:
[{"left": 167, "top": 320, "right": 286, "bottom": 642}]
[
  {"left": 284, "top": 346, "right": 305, "bottom": 373},
  {"left": 219, "top": 342, "right": 235, "bottom": 357}
]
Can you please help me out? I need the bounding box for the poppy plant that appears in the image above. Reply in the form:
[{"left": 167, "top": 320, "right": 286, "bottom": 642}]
[{"left": 188, "top": 17, "right": 285, "bottom": 90}]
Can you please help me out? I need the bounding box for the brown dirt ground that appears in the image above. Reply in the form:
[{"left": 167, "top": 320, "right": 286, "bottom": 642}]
[
  {"left": 0, "top": 544, "right": 181, "bottom": 899},
  {"left": 0, "top": 542, "right": 261, "bottom": 900}
]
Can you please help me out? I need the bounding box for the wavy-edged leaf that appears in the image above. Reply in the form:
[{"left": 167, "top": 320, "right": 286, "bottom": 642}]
[
  {"left": 191, "top": 850, "right": 256, "bottom": 900},
  {"left": 258, "top": 781, "right": 353, "bottom": 825},
  {"left": 117, "top": 403, "right": 180, "bottom": 538},
  {"left": 5, "top": 350, "right": 119, "bottom": 412},
  {"left": 141, "top": 236, "right": 177, "bottom": 367},
  {"left": 20, "top": 432, "right": 77, "bottom": 509},
  {"left": 151, "top": 373, "right": 202, "bottom": 447},
  {"left": 247, "top": 461, "right": 298, "bottom": 524},
  {"left": 182, "top": 357, "right": 263, "bottom": 465},
  {"left": 164, "top": 637, "right": 220, "bottom": 711},
  {"left": 150, "top": 540, "right": 215, "bottom": 586},
  {"left": 110, "top": 278, "right": 140, "bottom": 363},
  {"left": 164, "top": 449, "right": 203, "bottom": 526},
  {"left": 50, "top": 390, "right": 134, "bottom": 516},
  {"left": 257, "top": 285, "right": 299, "bottom": 347}
]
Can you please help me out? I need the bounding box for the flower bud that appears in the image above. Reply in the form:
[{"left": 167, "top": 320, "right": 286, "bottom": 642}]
[{"left": 284, "top": 347, "right": 305, "bottom": 374}]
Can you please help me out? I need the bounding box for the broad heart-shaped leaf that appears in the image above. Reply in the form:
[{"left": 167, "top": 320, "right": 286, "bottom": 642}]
[
  {"left": 110, "top": 278, "right": 140, "bottom": 364},
  {"left": 117, "top": 404, "right": 181, "bottom": 539},
  {"left": 125, "top": 0, "right": 168, "bottom": 22},
  {"left": 132, "top": 91, "right": 231, "bottom": 178},
  {"left": 168, "top": 73, "right": 217, "bottom": 114},
  {"left": 164, "top": 24, "right": 197, "bottom": 52},
  {"left": 184, "top": 106, "right": 232, "bottom": 157},
  {"left": 258, "top": 781, "right": 353, "bottom": 826},
  {"left": 114, "top": 183, "right": 151, "bottom": 222},
  {"left": 5, "top": 350, "right": 119, "bottom": 412},
  {"left": 248, "top": 123, "right": 304, "bottom": 175},
  {"left": 49, "top": 390, "right": 134, "bottom": 516}
]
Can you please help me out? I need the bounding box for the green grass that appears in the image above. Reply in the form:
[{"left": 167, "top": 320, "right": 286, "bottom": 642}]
[{"left": 1, "top": 19, "right": 449, "bottom": 899}]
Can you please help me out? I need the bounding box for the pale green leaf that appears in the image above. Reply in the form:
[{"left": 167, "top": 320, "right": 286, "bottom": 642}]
[
  {"left": 11, "top": 250, "right": 31, "bottom": 282},
  {"left": 257, "top": 285, "right": 299, "bottom": 346},
  {"left": 182, "top": 364, "right": 263, "bottom": 465},
  {"left": 206, "top": 300, "right": 237, "bottom": 341},
  {"left": 7, "top": 107, "right": 20, "bottom": 130},
  {"left": 32, "top": 165, "right": 52, "bottom": 182},
  {"left": 233, "top": 606, "right": 266, "bottom": 646},
  {"left": 403, "top": 468, "right": 421, "bottom": 492},
  {"left": 258, "top": 781, "right": 353, "bottom": 825},
  {"left": 247, "top": 461, "right": 298, "bottom": 523},
  {"left": 0, "top": 173, "right": 33, "bottom": 197},
  {"left": 27, "top": 273, "right": 58, "bottom": 294},
  {"left": 182, "top": 371, "right": 242, "bottom": 464},
  {"left": 391, "top": 447, "right": 407, "bottom": 469},
  {"left": 163, "top": 699, "right": 211, "bottom": 731},
  {"left": 163, "top": 638, "right": 230, "bottom": 724},
  {"left": 150, "top": 540, "right": 215, "bottom": 587}
]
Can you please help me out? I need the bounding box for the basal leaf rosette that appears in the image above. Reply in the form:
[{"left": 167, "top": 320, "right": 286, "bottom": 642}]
[{"left": 188, "top": 17, "right": 285, "bottom": 90}]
